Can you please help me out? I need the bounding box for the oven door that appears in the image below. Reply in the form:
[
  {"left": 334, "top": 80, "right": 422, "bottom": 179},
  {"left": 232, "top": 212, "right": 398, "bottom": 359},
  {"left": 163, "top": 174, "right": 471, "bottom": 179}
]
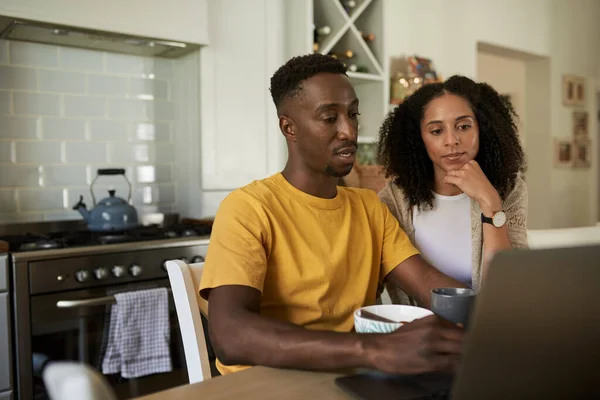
[{"left": 29, "top": 279, "right": 188, "bottom": 400}]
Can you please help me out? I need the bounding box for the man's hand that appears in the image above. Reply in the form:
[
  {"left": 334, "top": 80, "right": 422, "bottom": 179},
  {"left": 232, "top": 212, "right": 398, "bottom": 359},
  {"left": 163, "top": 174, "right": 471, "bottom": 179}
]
[{"left": 363, "top": 315, "right": 464, "bottom": 375}]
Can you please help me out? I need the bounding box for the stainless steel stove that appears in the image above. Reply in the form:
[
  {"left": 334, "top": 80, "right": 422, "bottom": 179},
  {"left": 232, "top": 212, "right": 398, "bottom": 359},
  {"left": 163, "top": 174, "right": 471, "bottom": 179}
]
[{"left": 0, "top": 217, "right": 212, "bottom": 400}]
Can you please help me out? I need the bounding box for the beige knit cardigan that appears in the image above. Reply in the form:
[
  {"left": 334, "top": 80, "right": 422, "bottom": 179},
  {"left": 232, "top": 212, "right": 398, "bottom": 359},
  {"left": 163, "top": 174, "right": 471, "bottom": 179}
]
[{"left": 378, "top": 176, "right": 529, "bottom": 305}]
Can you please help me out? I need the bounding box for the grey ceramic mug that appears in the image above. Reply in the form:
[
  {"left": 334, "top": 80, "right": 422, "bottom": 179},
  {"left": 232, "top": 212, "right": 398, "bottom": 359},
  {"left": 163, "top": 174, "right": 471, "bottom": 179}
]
[{"left": 431, "top": 288, "right": 476, "bottom": 326}]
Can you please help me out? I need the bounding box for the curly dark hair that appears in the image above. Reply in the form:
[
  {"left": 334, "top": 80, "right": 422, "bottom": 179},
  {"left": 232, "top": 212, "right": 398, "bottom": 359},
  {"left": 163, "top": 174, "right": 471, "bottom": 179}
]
[
  {"left": 269, "top": 53, "right": 347, "bottom": 111},
  {"left": 378, "top": 75, "right": 526, "bottom": 210}
]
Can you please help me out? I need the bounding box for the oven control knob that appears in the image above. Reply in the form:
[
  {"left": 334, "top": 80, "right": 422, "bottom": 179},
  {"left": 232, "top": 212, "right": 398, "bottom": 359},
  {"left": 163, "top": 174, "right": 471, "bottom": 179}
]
[
  {"left": 112, "top": 265, "right": 125, "bottom": 278},
  {"left": 75, "top": 269, "right": 90, "bottom": 283},
  {"left": 94, "top": 267, "right": 109, "bottom": 280},
  {"left": 129, "top": 264, "right": 143, "bottom": 277},
  {"left": 191, "top": 256, "right": 205, "bottom": 263}
]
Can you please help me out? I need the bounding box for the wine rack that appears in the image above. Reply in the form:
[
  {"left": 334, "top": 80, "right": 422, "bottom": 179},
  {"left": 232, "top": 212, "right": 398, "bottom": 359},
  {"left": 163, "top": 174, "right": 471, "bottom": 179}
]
[{"left": 285, "top": 0, "right": 388, "bottom": 144}]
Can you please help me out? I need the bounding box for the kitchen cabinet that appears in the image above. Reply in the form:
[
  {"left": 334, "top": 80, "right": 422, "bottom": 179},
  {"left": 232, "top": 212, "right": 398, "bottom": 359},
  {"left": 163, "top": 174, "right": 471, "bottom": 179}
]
[
  {"left": 0, "top": 293, "right": 11, "bottom": 393},
  {"left": 0, "top": 0, "right": 209, "bottom": 45},
  {"left": 199, "top": 0, "right": 286, "bottom": 191}
]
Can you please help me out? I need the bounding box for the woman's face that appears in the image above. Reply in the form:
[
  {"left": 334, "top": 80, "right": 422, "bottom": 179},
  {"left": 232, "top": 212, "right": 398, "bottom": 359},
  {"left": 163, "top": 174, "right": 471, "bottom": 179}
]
[{"left": 420, "top": 93, "right": 480, "bottom": 174}]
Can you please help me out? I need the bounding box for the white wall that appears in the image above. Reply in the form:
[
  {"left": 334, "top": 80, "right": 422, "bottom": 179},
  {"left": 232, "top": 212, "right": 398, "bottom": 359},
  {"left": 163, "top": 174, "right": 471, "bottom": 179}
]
[{"left": 386, "top": 0, "right": 600, "bottom": 228}]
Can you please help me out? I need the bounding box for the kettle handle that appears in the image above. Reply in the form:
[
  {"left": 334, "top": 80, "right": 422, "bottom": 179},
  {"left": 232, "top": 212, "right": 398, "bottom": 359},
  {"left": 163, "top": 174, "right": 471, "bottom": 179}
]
[{"left": 90, "top": 168, "right": 133, "bottom": 205}]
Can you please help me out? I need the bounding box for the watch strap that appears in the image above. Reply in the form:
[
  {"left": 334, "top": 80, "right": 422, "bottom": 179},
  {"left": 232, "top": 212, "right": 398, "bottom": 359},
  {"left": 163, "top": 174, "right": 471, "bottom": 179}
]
[{"left": 481, "top": 213, "right": 493, "bottom": 225}]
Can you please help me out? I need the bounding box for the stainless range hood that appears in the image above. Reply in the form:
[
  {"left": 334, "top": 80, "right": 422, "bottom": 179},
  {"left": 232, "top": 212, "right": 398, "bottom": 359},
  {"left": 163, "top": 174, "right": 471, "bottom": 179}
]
[{"left": 0, "top": 16, "right": 201, "bottom": 58}]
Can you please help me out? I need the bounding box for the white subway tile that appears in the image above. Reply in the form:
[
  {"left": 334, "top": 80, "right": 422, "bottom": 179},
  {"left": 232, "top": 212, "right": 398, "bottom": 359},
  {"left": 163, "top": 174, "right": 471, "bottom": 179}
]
[
  {"left": 39, "top": 70, "right": 85, "bottom": 93},
  {"left": 106, "top": 53, "right": 152, "bottom": 76},
  {"left": 130, "top": 78, "right": 168, "bottom": 99},
  {"left": 43, "top": 165, "right": 88, "bottom": 186},
  {"left": 87, "top": 75, "right": 129, "bottom": 96},
  {"left": 63, "top": 96, "right": 106, "bottom": 117},
  {"left": 0, "top": 142, "right": 13, "bottom": 163},
  {"left": 0, "top": 91, "right": 9, "bottom": 114},
  {"left": 134, "top": 121, "right": 171, "bottom": 142},
  {"left": 10, "top": 42, "right": 58, "bottom": 67},
  {"left": 0, "top": 116, "right": 39, "bottom": 138},
  {"left": 16, "top": 141, "right": 62, "bottom": 164},
  {"left": 43, "top": 210, "right": 82, "bottom": 221},
  {"left": 0, "top": 40, "right": 7, "bottom": 65},
  {"left": 152, "top": 101, "right": 175, "bottom": 121},
  {"left": 156, "top": 184, "right": 175, "bottom": 204},
  {"left": 136, "top": 165, "right": 155, "bottom": 183},
  {"left": 155, "top": 165, "right": 172, "bottom": 182},
  {"left": 0, "top": 66, "right": 37, "bottom": 90},
  {"left": 155, "top": 144, "right": 174, "bottom": 163},
  {"left": 14, "top": 92, "right": 60, "bottom": 116},
  {"left": 89, "top": 120, "right": 129, "bottom": 141},
  {"left": 0, "top": 165, "right": 40, "bottom": 187},
  {"left": 0, "top": 213, "right": 42, "bottom": 223},
  {"left": 42, "top": 118, "right": 85, "bottom": 140},
  {"left": 18, "top": 188, "right": 65, "bottom": 211},
  {"left": 108, "top": 99, "right": 148, "bottom": 119},
  {"left": 59, "top": 47, "right": 104, "bottom": 71},
  {"left": 153, "top": 59, "right": 174, "bottom": 79},
  {"left": 109, "top": 143, "right": 151, "bottom": 163},
  {"left": 0, "top": 190, "right": 17, "bottom": 212},
  {"left": 65, "top": 142, "right": 107, "bottom": 163}
]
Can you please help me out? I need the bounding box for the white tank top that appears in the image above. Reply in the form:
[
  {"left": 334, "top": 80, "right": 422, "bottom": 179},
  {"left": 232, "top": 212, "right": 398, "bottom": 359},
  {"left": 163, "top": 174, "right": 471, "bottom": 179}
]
[{"left": 413, "top": 192, "right": 472, "bottom": 286}]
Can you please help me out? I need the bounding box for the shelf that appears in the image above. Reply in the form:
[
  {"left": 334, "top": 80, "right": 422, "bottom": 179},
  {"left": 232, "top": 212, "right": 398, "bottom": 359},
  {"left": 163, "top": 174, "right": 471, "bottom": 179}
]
[
  {"left": 347, "top": 71, "right": 384, "bottom": 83},
  {"left": 352, "top": 0, "right": 384, "bottom": 71},
  {"left": 314, "top": 0, "right": 350, "bottom": 54}
]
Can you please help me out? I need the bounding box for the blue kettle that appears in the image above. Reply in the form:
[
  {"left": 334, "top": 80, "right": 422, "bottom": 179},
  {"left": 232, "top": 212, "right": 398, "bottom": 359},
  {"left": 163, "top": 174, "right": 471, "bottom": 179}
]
[{"left": 72, "top": 168, "right": 139, "bottom": 232}]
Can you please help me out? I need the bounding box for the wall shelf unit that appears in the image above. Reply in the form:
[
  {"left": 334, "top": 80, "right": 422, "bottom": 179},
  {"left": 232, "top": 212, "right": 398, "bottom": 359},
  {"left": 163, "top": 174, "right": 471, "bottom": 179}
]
[{"left": 285, "top": 0, "right": 389, "bottom": 141}]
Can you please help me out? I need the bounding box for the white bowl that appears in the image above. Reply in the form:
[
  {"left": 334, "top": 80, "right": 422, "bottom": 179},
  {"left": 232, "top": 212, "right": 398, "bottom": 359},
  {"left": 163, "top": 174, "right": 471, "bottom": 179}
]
[{"left": 354, "top": 305, "right": 433, "bottom": 334}]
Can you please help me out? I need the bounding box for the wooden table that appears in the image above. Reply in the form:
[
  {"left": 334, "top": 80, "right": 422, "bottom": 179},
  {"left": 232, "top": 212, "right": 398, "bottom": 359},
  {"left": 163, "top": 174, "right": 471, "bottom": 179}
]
[{"left": 135, "top": 366, "right": 353, "bottom": 400}]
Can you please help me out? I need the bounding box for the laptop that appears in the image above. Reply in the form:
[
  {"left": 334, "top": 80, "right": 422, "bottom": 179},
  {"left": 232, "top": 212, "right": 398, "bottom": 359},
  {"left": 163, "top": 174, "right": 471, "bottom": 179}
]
[{"left": 336, "top": 244, "right": 600, "bottom": 400}]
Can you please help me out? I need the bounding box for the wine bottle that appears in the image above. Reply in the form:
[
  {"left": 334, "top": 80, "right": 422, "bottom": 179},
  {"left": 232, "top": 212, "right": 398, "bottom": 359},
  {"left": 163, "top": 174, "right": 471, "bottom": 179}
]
[
  {"left": 329, "top": 50, "right": 354, "bottom": 59},
  {"left": 360, "top": 31, "right": 375, "bottom": 42},
  {"left": 340, "top": 0, "right": 357, "bottom": 13},
  {"left": 348, "top": 64, "right": 369, "bottom": 73},
  {"left": 313, "top": 25, "right": 331, "bottom": 53}
]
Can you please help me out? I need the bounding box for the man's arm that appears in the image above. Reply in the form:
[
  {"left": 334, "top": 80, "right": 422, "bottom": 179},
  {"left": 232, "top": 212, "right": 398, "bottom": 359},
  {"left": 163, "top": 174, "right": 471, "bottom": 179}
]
[
  {"left": 384, "top": 255, "right": 468, "bottom": 309},
  {"left": 207, "top": 285, "right": 464, "bottom": 374}
]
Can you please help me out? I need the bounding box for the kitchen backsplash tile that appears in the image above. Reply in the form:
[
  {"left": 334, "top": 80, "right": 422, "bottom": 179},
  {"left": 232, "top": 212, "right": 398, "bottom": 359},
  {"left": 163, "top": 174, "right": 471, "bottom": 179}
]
[
  {"left": 10, "top": 41, "right": 58, "bottom": 67},
  {"left": 14, "top": 92, "right": 60, "bottom": 116},
  {"left": 16, "top": 141, "right": 63, "bottom": 164},
  {"left": 0, "top": 116, "right": 39, "bottom": 138},
  {"left": 87, "top": 75, "right": 129, "bottom": 97},
  {"left": 38, "top": 70, "right": 86, "bottom": 93},
  {"left": 0, "top": 66, "right": 38, "bottom": 90},
  {"left": 59, "top": 47, "right": 104, "bottom": 72},
  {"left": 42, "top": 118, "right": 86, "bottom": 140},
  {"left": 0, "top": 40, "right": 177, "bottom": 221},
  {"left": 63, "top": 95, "right": 106, "bottom": 118}
]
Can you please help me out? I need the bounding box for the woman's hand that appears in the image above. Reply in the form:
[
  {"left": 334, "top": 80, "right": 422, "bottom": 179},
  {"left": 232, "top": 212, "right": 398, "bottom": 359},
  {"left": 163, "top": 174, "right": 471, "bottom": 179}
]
[{"left": 443, "top": 160, "right": 502, "bottom": 215}]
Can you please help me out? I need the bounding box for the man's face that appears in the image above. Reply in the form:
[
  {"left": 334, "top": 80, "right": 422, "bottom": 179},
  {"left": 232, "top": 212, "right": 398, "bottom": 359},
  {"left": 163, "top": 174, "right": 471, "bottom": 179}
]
[{"left": 282, "top": 73, "right": 359, "bottom": 178}]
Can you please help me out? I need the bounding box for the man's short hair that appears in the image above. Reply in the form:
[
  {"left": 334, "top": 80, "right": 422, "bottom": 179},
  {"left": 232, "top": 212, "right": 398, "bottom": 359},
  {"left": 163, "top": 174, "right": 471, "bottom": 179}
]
[{"left": 269, "top": 53, "right": 347, "bottom": 111}]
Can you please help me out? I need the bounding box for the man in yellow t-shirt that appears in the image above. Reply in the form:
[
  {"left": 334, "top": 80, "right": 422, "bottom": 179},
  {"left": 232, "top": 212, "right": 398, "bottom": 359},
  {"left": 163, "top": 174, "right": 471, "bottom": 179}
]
[{"left": 199, "top": 54, "right": 466, "bottom": 377}]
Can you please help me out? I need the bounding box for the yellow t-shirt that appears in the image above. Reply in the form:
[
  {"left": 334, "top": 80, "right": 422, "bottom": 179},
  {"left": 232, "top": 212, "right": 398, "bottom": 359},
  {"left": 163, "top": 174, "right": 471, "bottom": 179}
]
[{"left": 199, "top": 173, "right": 419, "bottom": 375}]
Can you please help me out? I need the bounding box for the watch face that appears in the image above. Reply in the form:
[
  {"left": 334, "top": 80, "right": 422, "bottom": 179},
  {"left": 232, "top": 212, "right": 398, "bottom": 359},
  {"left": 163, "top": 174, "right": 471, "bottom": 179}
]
[{"left": 492, "top": 211, "right": 507, "bottom": 228}]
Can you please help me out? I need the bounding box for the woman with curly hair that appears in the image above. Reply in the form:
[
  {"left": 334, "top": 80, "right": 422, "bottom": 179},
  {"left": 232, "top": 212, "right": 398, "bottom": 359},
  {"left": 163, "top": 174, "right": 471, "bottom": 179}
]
[{"left": 377, "top": 75, "right": 528, "bottom": 305}]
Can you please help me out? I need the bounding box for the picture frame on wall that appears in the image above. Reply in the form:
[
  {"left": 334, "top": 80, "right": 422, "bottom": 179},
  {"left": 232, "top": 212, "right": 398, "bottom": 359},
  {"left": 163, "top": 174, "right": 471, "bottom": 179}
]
[
  {"left": 572, "top": 139, "right": 591, "bottom": 169},
  {"left": 562, "top": 75, "right": 586, "bottom": 106},
  {"left": 553, "top": 138, "right": 573, "bottom": 168},
  {"left": 572, "top": 110, "right": 589, "bottom": 140}
]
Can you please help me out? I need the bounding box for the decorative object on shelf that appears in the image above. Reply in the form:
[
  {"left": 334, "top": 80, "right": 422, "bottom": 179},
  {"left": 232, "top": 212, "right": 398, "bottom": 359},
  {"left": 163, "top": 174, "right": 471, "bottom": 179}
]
[
  {"left": 357, "top": 142, "right": 378, "bottom": 165},
  {"left": 553, "top": 138, "right": 573, "bottom": 168},
  {"left": 339, "top": 0, "right": 357, "bottom": 14},
  {"left": 572, "top": 110, "right": 588, "bottom": 140},
  {"left": 572, "top": 138, "right": 591, "bottom": 168},
  {"left": 389, "top": 55, "right": 442, "bottom": 106},
  {"left": 313, "top": 24, "right": 331, "bottom": 52},
  {"left": 360, "top": 31, "right": 375, "bottom": 42},
  {"left": 329, "top": 49, "right": 354, "bottom": 59},
  {"left": 347, "top": 64, "right": 369, "bottom": 73},
  {"left": 562, "top": 74, "right": 586, "bottom": 106}
]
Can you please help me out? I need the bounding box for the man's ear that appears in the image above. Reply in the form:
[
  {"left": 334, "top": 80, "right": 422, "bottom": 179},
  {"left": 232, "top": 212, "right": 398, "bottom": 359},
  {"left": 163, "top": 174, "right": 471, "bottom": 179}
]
[{"left": 279, "top": 115, "right": 296, "bottom": 142}]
